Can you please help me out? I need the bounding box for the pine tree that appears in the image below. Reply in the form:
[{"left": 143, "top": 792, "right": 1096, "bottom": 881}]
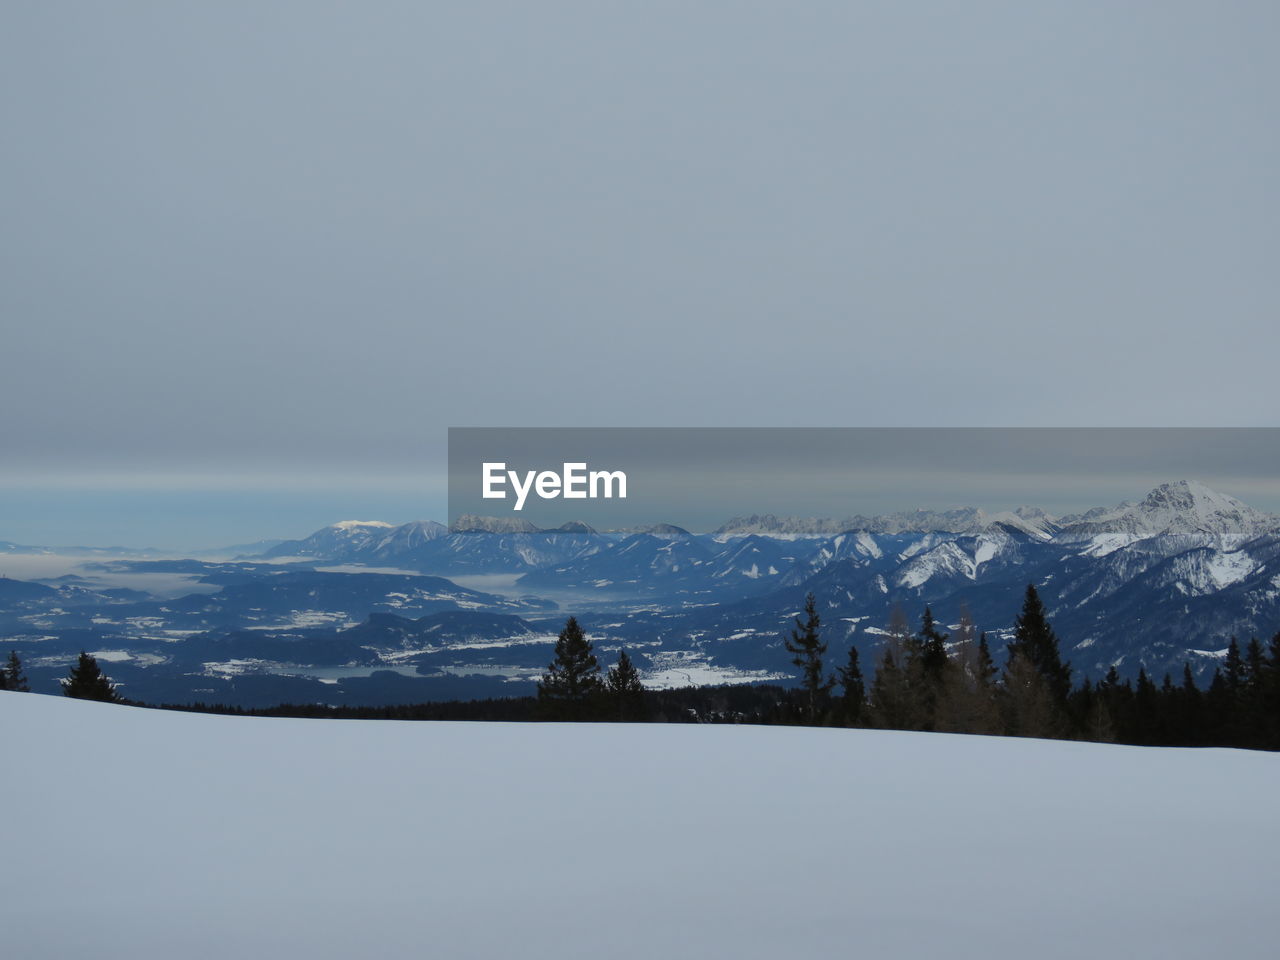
[
  {"left": 836, "top": 643, "right": 865, "bottom": 726},
  {"left": 914, "top": 606, "right": 951, "bottom": 730},
  {"left": 537, "top": 617, "right": 602, "bottom": 720},
  {"left": 1175, "top": 662, "right": 1202, "bottom": 745},
  {"left": 605, "top": 649, "right": 646, "bottom": 721},
  {"left": 918, "top": 606, "right": 950, "bottom": 681},
  {"left": 1241, "top": 638, "right": 1266, "bottom": 747},
  {"left": 1001, "top": 650, "right": 1063, "bottom": 739},
  {"left": 1006, "top": 584, "right": 1071, "bottom": 703},
  {"left": 976, "top": 632, "right": 997, "bottom": 688},
  {"left": 1133, "top": 667, "right": 1158, "bottom": 744},
  {"left": 3, "top": 650, "right": 29, "bottom": 692},
  {"left": 62, "top": 651, "right": 121, "bottom": 702},
  {"left": 785, "top": 593, "right": 831, "bottom": 723},
  {"left": 869, "top": 608, "right": 918, "bottom": 730},
  {"left": 934, "top": 612, "right": 1000, "bottom": 736},
  {"left": 1223, "top": 637, "right": 1245, "bottom": 697},
  {"left": 1263, "top": 631, "right": 1280, "bottom": 748}
]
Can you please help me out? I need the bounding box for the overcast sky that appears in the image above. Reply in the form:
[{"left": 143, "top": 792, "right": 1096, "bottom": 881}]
[{"left": 2, "top": 2, "right": 1277, "bottom": 547}]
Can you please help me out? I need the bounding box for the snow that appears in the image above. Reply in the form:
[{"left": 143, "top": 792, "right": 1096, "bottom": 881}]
[
  {"left": 1080, "top": 532, "right": 1139, "bottom": 557},
  {"left": 1205, "top": 551, "right": 1257, "bottom": 589},
  {"left": 5, "top": 693, "right": 1279, "bottom": 959},
  {"left": 974, "top": 537, "right": 999, "bottom": 566}
]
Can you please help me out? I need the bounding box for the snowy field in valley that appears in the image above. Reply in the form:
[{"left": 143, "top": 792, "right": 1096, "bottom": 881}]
[{"left": 4, "top": 692, "right": 1277, "bottom": 959}]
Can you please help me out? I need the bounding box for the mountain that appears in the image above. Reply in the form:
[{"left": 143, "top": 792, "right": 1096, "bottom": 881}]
[
  {"left": 261, "top": 520, "right": 402, "bottom": 560},
  {"left": 711, "top": 515, "right": 861, "bottom": 540},
  {"left": 1056, "top": 480, "right": 1275, "bottom": 551},
  {"left": 517, "top": 532, "right": 717, "bottom": 594},
  {"left": 450, "top": 515, "right": 542, "bottom": 534},
  {"left": 6, "top": 480, "right": 1278, "bottom": 704},
  {"left": 711, "top": 506, "right": 1056, "bottom": 541}
]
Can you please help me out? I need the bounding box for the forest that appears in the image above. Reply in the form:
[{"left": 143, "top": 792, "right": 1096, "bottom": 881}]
[{"left": 8, "top": 584, "right": 1279, "bottom": 751}]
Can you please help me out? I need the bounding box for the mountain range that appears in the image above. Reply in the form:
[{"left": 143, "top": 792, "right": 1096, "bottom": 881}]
[{"left": 1, "top": 480, "right": 1277, "bottom": 706}]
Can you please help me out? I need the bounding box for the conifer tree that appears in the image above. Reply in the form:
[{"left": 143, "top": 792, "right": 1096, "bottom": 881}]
[
  {"left": 537, "top": 617, "right": 602, "bottom": 720},
  {"left": 1241, "top": 638, "right": 1266, "bottom": 746},
  {"left": 976, "top": 632, "right": 997, "bottom": 688},
  {"left": 919, "top": 606, "right": 950, "bottom": 681},
  {"left": 1081, "top": 677, "right": 1115, "bottom": 742},
  {"left": 62, "top": 651, "right": 121, "bottom": 702},
  {"left": 605, "top": 649, "right": 646, "bottom": 721},
  {"left": 1001, "top": 650, "right": 1063, "bottom": 739},
  {"left": 1174, "top": 663, "right": 1202, "bottom": 745},
  {"left": 869, "top": 607, "right": 917, "bottom": 730},
  {"left": 836, "top": 643, "right": 865, "bottom": 726},
  {"left": 1264, "top": 632, "right": 1280, "bottom": 742},
  {"left": 1006, "top": 584, "right": 1071, "bottom": 703},
  {"left": 934, "top": 611, "right": 1000, "bottom": 736},
  {"left": 1222, "top": 638, "right": 1245, "bottom": 697},
  {"left": 1133, "top": 667, "right": 1158, "bottom": 744},
  {"left": 4, "top": 650, "right": 29, "bottom": 692},
  {"left": 785, "top": 593, "right": 831, "bottom": 722}
]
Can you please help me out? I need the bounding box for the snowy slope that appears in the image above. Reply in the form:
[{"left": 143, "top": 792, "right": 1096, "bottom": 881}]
[{"left": 4, "top": 693, "right": 1276, "bottom": 959}]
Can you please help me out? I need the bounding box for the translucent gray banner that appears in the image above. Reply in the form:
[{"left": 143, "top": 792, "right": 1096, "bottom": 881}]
[{"left": 447, "top": 427, "right": 1280, "bottom": 532}]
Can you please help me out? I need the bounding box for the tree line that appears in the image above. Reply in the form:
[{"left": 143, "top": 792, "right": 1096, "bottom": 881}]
[
  {"left": 527, "top": 584, "right": 1280, "bottom": 748},
  {"left": 7, "top": 589, "right": 1280, "bottom": 750},
  {"left": 1, "top": 649, "right": 123, "bottom": 702},
  {"left": 780, "top": 584, "right": 1280, "bottom": 750}
]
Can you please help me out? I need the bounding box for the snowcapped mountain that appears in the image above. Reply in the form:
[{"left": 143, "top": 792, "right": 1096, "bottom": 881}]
[
  {"left": 261, "top": 520, "right": 398, "bottom": 560},
  {"left": 364, "top": 520, "right": 449, "bottom": 556},
  {"left": 450, "top": 514, "right": 543, "bottom": 534},
  {"left": 712, "top": 506, "right": 1058, "bottom": 541},
  {"left": 18, "top": 479, "right": 1270, "bottom": 703},
  {"left": 636, "top": 522, "right": 694, "bottom": 539},
  {"left": 711, "top": 515, "right": 859, "bottom": 540},
  {"left": 984, "top": 506, "right": 1060, "bottom": 540},
  {"left": 1057, "top": 480, "right": 1275, "bottom": 551}
]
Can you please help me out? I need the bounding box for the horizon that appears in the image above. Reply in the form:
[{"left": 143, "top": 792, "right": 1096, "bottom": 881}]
[{"left": 4, "top": 476, "right": 1278, "bottom": 553}]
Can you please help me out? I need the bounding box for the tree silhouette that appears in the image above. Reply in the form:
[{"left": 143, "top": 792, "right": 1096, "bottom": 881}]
[
  {"left": 537, "top": 617, "right": 602, "bottom": 720},
  {"left": 62, "top": 652, "right": 121, "bottom": 702}
]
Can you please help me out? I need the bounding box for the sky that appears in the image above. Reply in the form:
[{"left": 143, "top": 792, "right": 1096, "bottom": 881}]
[{"left": 2, "top": 2, "right": 1277, "bottom": 548}]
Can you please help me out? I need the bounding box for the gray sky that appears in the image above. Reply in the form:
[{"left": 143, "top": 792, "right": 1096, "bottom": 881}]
[{"left": 2, "top": 2, "right": 1278, "bottom": 546}]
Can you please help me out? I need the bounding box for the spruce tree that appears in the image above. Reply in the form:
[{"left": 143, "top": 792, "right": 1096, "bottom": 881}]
[
  {"left": 1001, "top": 650, "right": 1061, "bottom": 739},
  {"left": 1222, "top": 638, "right": 1245, "bottom": 697},
  {"left": 3, "top": 650, "right": 29, "bottom": 692},
  {"left": 915, "top": 606, "right": 950, "bottom": 730},
  {"left": 1006, "top": 584, "right": 1071, "bottom": 703},
  {"left": 1241, "top": 638, "right": 1266, "bottom": 746},
  {"left": 836, "top": 643, "right": 865, "bottom": 727},
  {"left": 1263, "top": 631, "right": 1280, "bottom": 748},
  {"left": 537, "top": 617, "right": 602, "bottom": 720},
  {"left": 869, "top": 606, "right": 923, "bottom": 730},
  {"left": 919, "top": 606, "right": 950, "bottom": 681},
  {"left": 605, "top": 649, "right": 646, "bottom": 721},
  {"left": 976, "top": 633, "right": 998, "bottom": 688},
  {"left": 62, "top": 651, "right": 121, "bottom": 702},
  {"left": 1176, "top": 663, "right": 1202, "bottom": 745},
  {"left": 785, "top": 593, "right": 831, "bottom": 723}
]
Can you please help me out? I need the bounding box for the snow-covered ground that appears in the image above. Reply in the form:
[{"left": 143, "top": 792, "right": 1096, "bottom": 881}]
[{"left": 4, "top": 693, "right": 1276, "bottom": 959}]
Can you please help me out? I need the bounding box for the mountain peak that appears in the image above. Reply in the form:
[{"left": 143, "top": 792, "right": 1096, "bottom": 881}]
[
  {"left": 1058, "top": 480, "right": 1272, "bottom": 545},
  {"left": 331, "top": 520, "right": 394, "bottom": 531},
  {"left": 450, "top": 515, "right": 542, "bottom": 534}
]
